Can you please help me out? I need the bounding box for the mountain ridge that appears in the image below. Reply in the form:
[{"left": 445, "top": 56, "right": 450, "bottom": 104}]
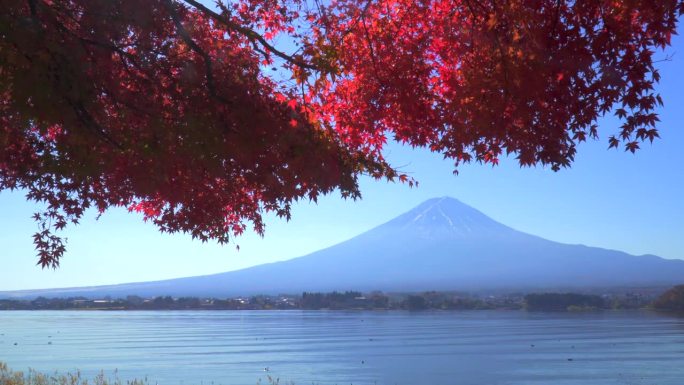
[{"left": 2, "top": 197, "right": 683, "bottom": 298}]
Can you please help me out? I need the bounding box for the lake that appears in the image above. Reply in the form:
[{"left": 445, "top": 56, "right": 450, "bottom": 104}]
[{"left": 1, "top": 310, "right": 683, "bottom": 385}]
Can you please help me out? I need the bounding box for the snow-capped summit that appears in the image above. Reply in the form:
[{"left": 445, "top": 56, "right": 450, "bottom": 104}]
[{"left": 374, "top": 196, "right": 514, "bottom": 238}]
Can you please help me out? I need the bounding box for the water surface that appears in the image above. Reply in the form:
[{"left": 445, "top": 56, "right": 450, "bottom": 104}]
[{"left": 1, "top": 310, "right": 683, "bottom": 385}]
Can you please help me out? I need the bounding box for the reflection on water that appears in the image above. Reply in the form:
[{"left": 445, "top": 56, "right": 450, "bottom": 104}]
[{"left": 1, "top": 310, "right": 684, "bottom": 385}]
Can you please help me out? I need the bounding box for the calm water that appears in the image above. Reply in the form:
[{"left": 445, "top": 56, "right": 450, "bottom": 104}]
[{"left": 1, "top": 310, "right": 683, "bottom": 385}]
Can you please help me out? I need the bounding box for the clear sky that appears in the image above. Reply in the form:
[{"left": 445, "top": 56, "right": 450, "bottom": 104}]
[{"left": 1, "top": 31, "right": 683, "bottom": 291}]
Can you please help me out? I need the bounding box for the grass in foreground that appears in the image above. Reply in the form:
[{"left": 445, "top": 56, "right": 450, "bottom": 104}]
[
  {"left": 0, "top": 363, "right": 296, "bottom": 385},
  {"left": 0, "top": 363, "right": 148, "bottom": 385}
]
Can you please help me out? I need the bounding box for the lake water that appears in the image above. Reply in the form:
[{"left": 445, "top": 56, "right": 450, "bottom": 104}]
[{"left": 1, "top": 310, "right": 683, "bottom": 385}]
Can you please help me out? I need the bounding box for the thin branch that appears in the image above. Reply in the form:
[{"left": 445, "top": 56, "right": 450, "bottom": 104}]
[
  {"left": 69, "top": 100, "right": 125, "bottom": 150},
  {"left": 27, "top": 0, "right": 37, "bottom": 16},
  {"left": 362, "top": 20, "right": 381, "bottom": 82},
  {"left": 466, "top": 0, "right": 511, "bottom": 99},
  {"left": 548, "top": 0, "right": 562, "bottom": 40},
  {"left": 181, "top": 0, "right": 318, "bottom": 70},
  {"left": 339, "top": 0, "right": 373, "bottom": 39},
  {"left": 653, "top": 52, "right": 675, "bottom": 63},
  {"left": 164, "top": 0, "right": 231, "bottom": 105},
  {"left": 77, "top": 37, "right": 146, "bottom": 75}
]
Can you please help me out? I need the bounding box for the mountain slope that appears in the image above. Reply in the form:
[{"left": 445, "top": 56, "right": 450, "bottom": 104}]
[{"left": 3, "top": 197, "right": 684, "bottom": 298}]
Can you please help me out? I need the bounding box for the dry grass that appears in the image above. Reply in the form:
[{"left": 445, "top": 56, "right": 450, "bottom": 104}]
[
  {"left": 0, "top": 362, "right": 302, "bottom": 385},
  {"left": 0, "top": 363, "right": 148, "bottom": 385}
]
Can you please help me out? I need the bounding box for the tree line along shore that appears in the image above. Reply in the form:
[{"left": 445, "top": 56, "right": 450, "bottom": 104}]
[{"left": 2, "top": 285, "right": 683, "bottom": 312}]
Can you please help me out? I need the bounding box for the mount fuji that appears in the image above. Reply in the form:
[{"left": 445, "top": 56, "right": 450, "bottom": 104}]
[{"left": 3, "top": 197, "right": 684, "bottom": 298}]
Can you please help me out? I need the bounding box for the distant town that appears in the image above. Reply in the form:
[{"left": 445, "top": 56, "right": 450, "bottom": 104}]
[{"left": 2, "top": 286, "right": 683, "bottom": 312}]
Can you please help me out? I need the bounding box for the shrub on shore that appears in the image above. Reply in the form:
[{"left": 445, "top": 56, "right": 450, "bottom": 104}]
[{"left": 652, "top": 285, "right": 684, "bottom": 312}]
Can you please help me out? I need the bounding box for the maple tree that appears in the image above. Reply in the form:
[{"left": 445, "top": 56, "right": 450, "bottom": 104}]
[{"left": 1, "top": 0, "right": 681, "bottom": 268}]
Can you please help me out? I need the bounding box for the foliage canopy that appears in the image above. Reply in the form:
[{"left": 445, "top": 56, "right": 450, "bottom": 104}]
[{"left": 1, "top": 0, "right": 682, "bottom": 266}]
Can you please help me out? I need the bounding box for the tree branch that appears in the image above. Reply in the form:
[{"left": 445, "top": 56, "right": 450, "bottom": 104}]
[
  {"left": 180, "top": 0, "right": 319, "bottom": 71},
  {"left": 69, "top": 100, "right": 125, "bottom": 150},
  {"left": 27, "top": 0, "right": 37, "bottom": 16},
  {"left": 164, "top": 0, "right": 231, "bottom": 105}
]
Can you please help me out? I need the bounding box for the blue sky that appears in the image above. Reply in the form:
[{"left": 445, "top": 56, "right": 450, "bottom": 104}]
[{"left": 1, "top": 31, "right": 683, "bottom": 291}]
